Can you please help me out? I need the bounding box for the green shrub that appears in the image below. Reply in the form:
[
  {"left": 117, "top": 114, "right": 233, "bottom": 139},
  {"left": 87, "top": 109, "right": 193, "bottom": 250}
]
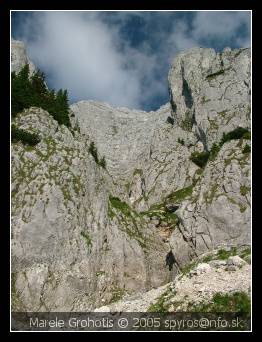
[
  {"left": 209, "top": 143, "right": 220, "bottom": 161},
  {"left": 88, "top": 141, "right": 106, "bottom": 168},
  {"left": 180, "top": 111, "right": 193, "bottom": 131},
  {"left": 190, "top": 151, "right": 210, "bottom": 168},
  {"left": 166, "top": 185, "right": 194, "bottom": 203},
  {"left": 189, "top": 292, "right": 250, "bottom": 313},
  {"left": 109, "top": 195, "right": 131, "bottom": 216},
  {"left": 216, "top": 247, "right": 237, "bottom": 260},
  {"left": 192, "top": 127, "right": 251, "bottom": 168},
  {"left": 147, "top": 290, "right": 173, "bottom": 312},
  {"left": 88, "top": 141, "right": 99, "bottom": 163},
  {"left": 206, "top": 69, "right": 225, "bottom": 80},
  {"left": 11, "top": 124, "right": 40, "bottom": 146},
  {"left": 243, "top": 131, "right": 251, "bottom": 140},
  {"left": 12, "top": 64, "right": 71, "bottom": 127},
  {"left": 178, "top": 138, "right": 185, "bottom": 145},
  {"left": 242, "top": 144, "right": 251, "bottom": 154},
  {"left": 166, "top": 116, "right": 174, "bottom": 125},
  {"left": 133, "top": 168, "right": 143, "bottom": 176},
  {"left": 98, "top": 156, "right": 107, "bottom": 169},
  {"left": 240, "top": 185, "right": 250, "bottom": 196},
  {"left": 240, "top": 247, "right": 251, "bottom": 261},
  {"left": 220, "top": 127, "right": 250, "bottom": 145},
  {"left": 109, "top": 288, "right": 126, "bottom": 304},
  {"left": 80, "top": 231, "right": 92, "bottom": 248},
  {"left": 181, "top": 259, "right": 199, "bottom": 276}
]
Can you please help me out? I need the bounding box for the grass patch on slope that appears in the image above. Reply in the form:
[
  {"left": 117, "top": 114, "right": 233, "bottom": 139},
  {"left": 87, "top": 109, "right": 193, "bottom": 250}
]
[{"left": 188, "top": 292, "right": 250, "bottom": 313}]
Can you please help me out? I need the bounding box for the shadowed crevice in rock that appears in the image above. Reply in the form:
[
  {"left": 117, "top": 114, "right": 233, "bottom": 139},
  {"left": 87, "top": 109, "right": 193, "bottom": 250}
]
[
  {"left": 166, "top": 250, "right": 175, "bottom": 271},
  {"left": 196, "top": 125, "right": 208, "bottom": 151},
  {"left": 168, "top": 85, "right": 177, "bottom": 119},
  {"left": 182, "top": 78, "right": 194, "bottom": 109},
  {"left": 181, "top": 64, "right": 193, "bottom": 110},
  {"left": 166, "top": 116, "right": 174, "bottom": 125}
]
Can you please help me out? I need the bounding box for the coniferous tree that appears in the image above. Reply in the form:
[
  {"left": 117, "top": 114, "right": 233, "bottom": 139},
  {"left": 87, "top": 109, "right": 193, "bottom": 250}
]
[
  {"left": 11, "top": 64, "right": 71, "bottom": 127},
  {"left": 11, "top": 64, "right": 32, "bottom": 117},
  {"left": 54, "top": 89, "right": 70, "bottom": 127},
  {"left": 11, "top": 124, "right": 40, "bottom": 146},
  {"left": 31, "top": 69, "right": 47, "bottom": 107}
]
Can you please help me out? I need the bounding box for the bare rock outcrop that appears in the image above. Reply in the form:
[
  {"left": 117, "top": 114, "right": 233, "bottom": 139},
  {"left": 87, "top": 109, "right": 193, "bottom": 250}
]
[
  {"left": 11, "top": 39, "right": 36, "bottom": 75},
  {"left": 168, "top": 47, "right": 250, "bottom": 149},
  {"left": 94, "top": 251, "right": 251, "bottom": 312}
]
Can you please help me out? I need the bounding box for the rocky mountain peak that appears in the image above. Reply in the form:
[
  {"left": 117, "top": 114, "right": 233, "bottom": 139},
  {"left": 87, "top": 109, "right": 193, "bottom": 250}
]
[
  {"left": 168, "top": 47, "right": 250, "bottom": 149},
  {"left": 11, "top": 39, "right": 36, "bottom": 75}
]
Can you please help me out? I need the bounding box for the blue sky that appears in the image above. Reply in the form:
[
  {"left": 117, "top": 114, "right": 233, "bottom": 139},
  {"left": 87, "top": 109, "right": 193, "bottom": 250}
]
[{"left": 12, "top": 11, "right": 251, "bottom": 111}]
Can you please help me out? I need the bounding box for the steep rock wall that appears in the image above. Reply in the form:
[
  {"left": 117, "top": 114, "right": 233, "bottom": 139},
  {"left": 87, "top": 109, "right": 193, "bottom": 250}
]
[{"left": 11, "top": 41, "right": 251, "bottom": 311}]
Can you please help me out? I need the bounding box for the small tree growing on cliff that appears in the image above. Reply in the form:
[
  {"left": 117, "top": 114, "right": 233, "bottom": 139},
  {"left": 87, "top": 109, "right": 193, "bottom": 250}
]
[
  {"left": 99, "top": 156, "right": 106, "bottom": 169},
  {"left": 11, "top": 64, "right": 71, "bottom": 127},
  {"left": 11, "top": 64, "right": 32, "bottom": 117},
  {"left": 88, "top": 142, "right": 106, "bottom": 169},
  {"left": 88, "top": 142, "right": 99, "bottom": 163}
]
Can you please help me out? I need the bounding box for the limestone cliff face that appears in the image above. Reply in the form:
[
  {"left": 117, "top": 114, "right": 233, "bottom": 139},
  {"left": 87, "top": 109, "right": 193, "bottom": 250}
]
[
  {"left": 11, "top": 40, "right": 36, "bottom": 75},
  {"left": 168, "top": 47, "right": 250, "bottom": 149},
  {"left": 11, "top": 41, "right": 251, "bottom": 311}
]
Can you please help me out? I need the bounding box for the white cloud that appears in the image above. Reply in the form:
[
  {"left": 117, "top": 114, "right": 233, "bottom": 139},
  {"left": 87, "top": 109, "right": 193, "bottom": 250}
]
[
  {"left": 192, "top": 11, "right": 251, "bottom": 41},
  {"left": 167, "top": 20, "right": 198, "bottom": 58},
  {"left": 19, "top": 12, "right": 143, "bottom": 108},
  {"left": 14, "top": 11, "right": 251, "bottom": 110}
]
